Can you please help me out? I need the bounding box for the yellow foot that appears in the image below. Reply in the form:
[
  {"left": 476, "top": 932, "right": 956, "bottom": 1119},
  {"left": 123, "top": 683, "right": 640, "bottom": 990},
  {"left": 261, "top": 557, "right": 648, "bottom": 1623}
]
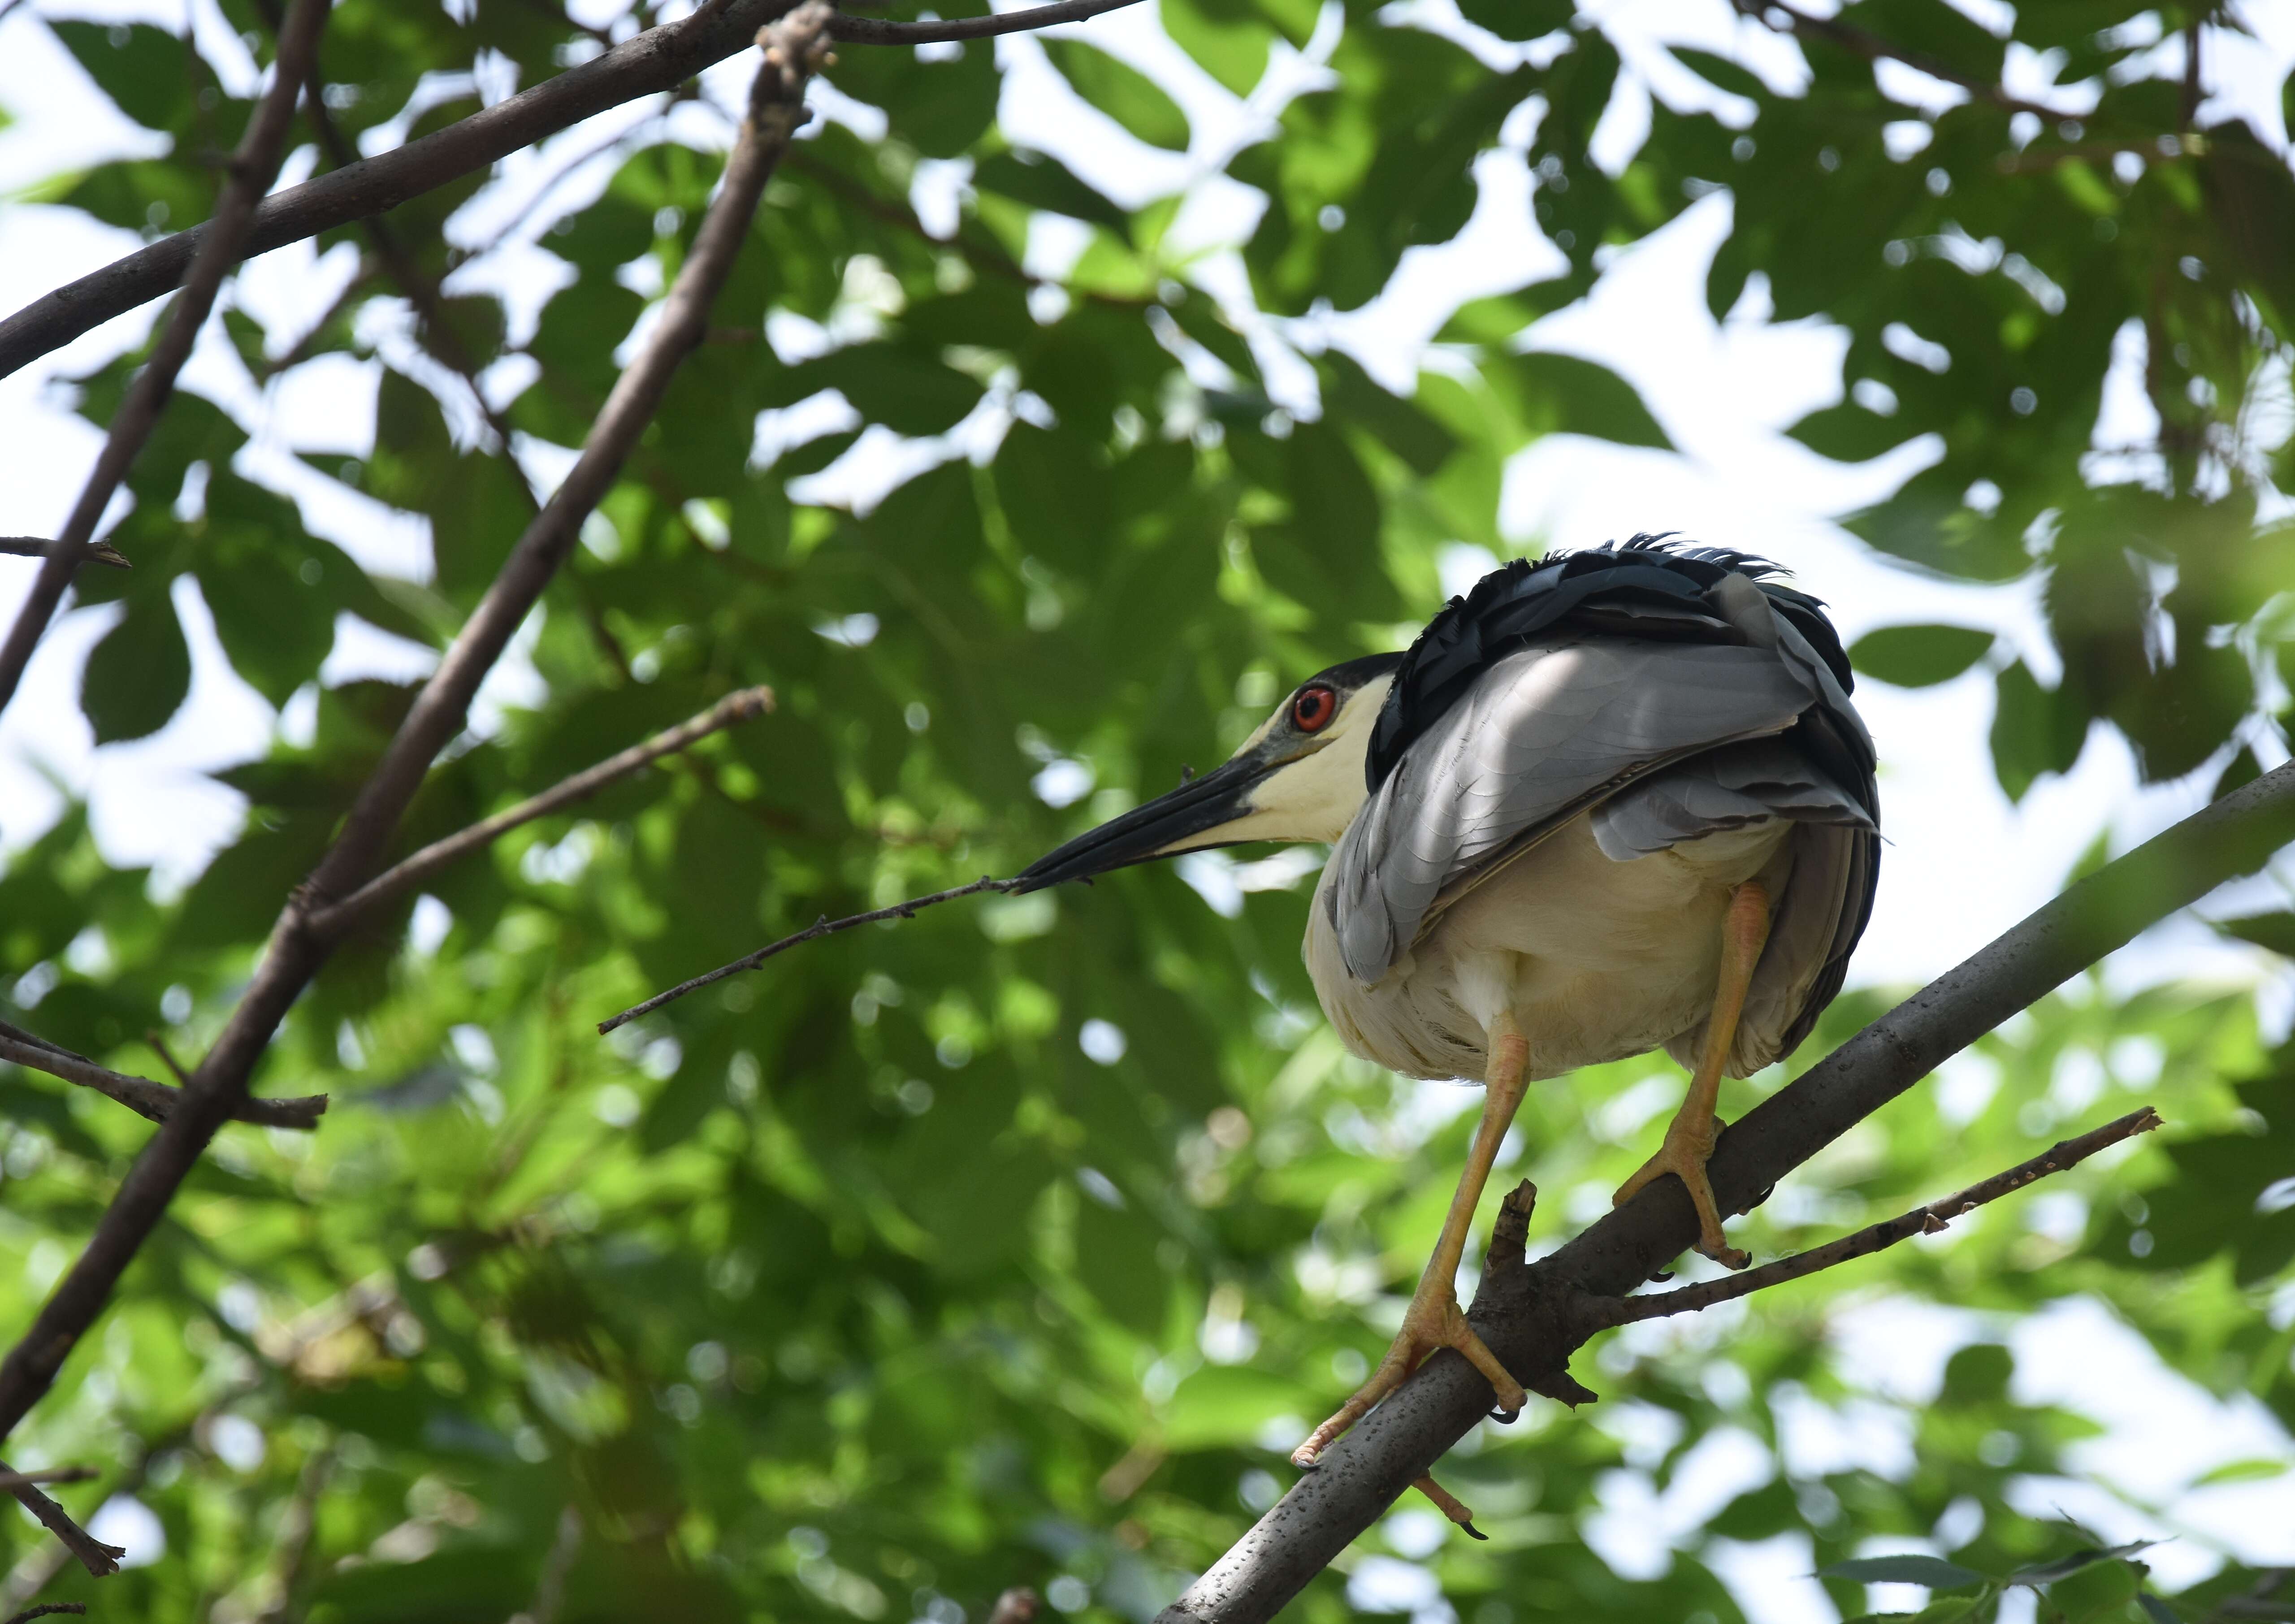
[
  {"left": 1292, "top": 1286, "right": 1527, "bottom": 1468},
  {"left": 1412, "top": 1473, "right": 1488, "bottom": 1541},
  {"left": 1613, "top": 1118, "right": 1750, "bottom": 1269}
]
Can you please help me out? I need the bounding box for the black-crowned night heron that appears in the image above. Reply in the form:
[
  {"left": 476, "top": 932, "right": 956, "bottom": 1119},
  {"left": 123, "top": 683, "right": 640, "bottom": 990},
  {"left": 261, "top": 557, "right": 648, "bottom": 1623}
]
[{"left": 1018, "top": 541, "right": 1879, "bottom": 1485}]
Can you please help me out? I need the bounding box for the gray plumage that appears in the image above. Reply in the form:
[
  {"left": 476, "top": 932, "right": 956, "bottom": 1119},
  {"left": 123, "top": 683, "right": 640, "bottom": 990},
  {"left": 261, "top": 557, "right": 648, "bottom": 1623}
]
[{"left": 1312, "top": 586, "right": 1876, "bottom": 1083}]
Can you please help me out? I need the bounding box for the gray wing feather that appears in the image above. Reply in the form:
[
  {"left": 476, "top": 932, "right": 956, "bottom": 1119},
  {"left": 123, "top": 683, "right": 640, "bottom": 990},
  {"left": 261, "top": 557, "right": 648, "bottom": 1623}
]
[{"left": 1329, "top": 636, "right": 1830, "bottom": 982}]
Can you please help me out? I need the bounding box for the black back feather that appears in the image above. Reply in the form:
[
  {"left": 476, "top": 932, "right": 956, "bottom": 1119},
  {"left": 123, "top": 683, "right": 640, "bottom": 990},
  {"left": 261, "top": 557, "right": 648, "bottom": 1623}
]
[{"left": 1366, "top": 537, "right": 1858, "bottom": 792}]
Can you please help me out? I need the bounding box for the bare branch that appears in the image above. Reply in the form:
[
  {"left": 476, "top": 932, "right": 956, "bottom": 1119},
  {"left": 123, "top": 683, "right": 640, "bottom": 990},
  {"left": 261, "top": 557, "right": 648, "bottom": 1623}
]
[
  {"left": 0, "top": 1457, "right": 120, "bottom": 1580},
  {"left": 0, "top": 540, "right": 128, "bottom": 570},
  {"left": 0, "top": 4, "right": 836, "bottom": 1460},
  {"left": 0, "top": 0, "right": 797, "bottom": 383},
  {"left": 7, "top": 1605, "right": 89, "bottom": 1624},
  {"left": 0, "top": 1027, "right": 325, "bottom": 1130},
  {"left": 1155, "top": 760, "right": 2295, "bottom": 1624},
  {"left": 598, "top": 874, "right": 1020, "bottom": 1034},
  {"left": 830, "top": 0, "right": 1143, "bottom": 44},
  {"left": 1594, "top": 1108, "right": 2163, "bottom": 1327},
  {"left": 308, "top": 684, "right": 775, "bottom": 939},
  {"left": 1733, "top": 0, "right": 2074, "bottom": 121},
  {"left": 0, "top": 0, "right": 333, "bottom": 722}
]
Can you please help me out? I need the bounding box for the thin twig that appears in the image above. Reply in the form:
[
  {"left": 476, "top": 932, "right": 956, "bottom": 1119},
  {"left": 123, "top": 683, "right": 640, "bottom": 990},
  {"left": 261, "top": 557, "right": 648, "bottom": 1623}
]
[
  {"left": 0, "top": 1030, "right": 327, "bottom": 1131},
  {"left": 307, "top": 685, "right": 774, "bottom": 938},
  {"left": 7, "top": 1605, "right": 89, "bottom": 1624},
  {"left": 0, "top": 4, "right": 835, "bottom": 1464},
  {"left": 598, "top": 874, "right": 1018, "bottom": 1034},
  {"left": 1592, "top": 1108, "right": 2162, "bottom": 1326},
  {"left": 0, "top": 540, "right": 128, "bottom": 570},
  {"left": 0, "top": 0, "right": 333, "bottom": 722},
  {"left": 0, "top": 1469, "right": 95, "bottom": 1490},
  {"left": 145, "top": 1031, "right": 192, "bottom": 1085},
  {"left": 0, "top": 1455, "right": 120, "bottom": 1581},
  {"left": 829, "top": 0, "right": 1143, "bottom": 44},
  {"left": 1734, "top": 0, "right": 2073, "bottom": 121}
]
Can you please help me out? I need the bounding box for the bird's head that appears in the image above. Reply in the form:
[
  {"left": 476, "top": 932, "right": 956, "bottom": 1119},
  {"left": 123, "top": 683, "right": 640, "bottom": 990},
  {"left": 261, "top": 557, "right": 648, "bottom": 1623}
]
[{"left": 1015, "top": 654, "right": 1400, "bottom": 891}]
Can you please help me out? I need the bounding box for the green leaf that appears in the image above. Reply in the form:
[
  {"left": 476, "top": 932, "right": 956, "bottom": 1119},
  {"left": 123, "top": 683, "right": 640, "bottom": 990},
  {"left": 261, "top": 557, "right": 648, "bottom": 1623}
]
[
  {"left": 2218, "top": 915, "right": 2295, "bottom": 959},
  {"left": 1991, "top": 661, "right": 2089, "bottom": 802},
  {"left": 1849, "top": 624, "right": 1995, "bottom": 687},
  {"left": 50, "top": 22, "right": 196, "bottom": 134},
  {"left": 1819, "top": 1557, "right": 1991, "bottom": 1591},
  {"left": 971, "top": 151, "right": 1133, "bottom": 236},
  {"left": 2010, "top": 1545, "right": 2156, "bottom": 1587},
  {"left": 1483, "top": 350, "right": 1673, "bottom": 450},
  {"left": 1044, "top": 41, "right": 1190, "bottom": 151},
  {"left": 81, "top": 586, "right": 191, "bottom": 744}
]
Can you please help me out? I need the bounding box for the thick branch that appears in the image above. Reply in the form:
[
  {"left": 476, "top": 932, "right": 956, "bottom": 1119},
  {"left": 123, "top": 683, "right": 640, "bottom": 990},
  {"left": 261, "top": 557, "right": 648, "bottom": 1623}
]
[
  {"left": 0, "top": 6, "right": 833, "bottom": 1458},
  {"left": 0, "top": 1457, "right": 119, "bottom": 1580},
  {"left": 1156, "top": 760, "right": 2295, "bottom": 1624},
  {"left": 829, "top": 0, "right": 1143, "bottom": 45},
  {"left": 598, "top": 873, "right": 1018, "bottom": 1034},
  {"left": 0, "top": 0, "right": 332, "bottom": 720},
  {"left": 1734, "top": 0, "right": 2072, "bottom": 121},
  {"left": 1594, "top": 1107, "right": 2162, "bottom": 1326},
  {"left": 0, "top": 1027, "right": 325, "bottom": 1130},
  {"left": 307, "top": 684, "right": 774, "bottom": 938},
  {"left": 0, "top": 540, "right": 127, "bottom": 570}
]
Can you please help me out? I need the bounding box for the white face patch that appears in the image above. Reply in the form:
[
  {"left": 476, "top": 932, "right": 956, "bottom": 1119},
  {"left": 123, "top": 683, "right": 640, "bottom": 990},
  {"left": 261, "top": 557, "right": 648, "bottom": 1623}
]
[{"left": 1163, "top": 675, "right": 1394, "bottom": 853}]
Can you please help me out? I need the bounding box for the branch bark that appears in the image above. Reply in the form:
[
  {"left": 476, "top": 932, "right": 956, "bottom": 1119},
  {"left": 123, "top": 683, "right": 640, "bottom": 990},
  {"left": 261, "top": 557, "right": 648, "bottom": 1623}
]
[
  {"left": 0, "top": 1455, "right": 120, "bottom": 1580},
  {"left": 0, "top": 5, "right": 834, "bottom": 1462},
  {"left": 0, "top": 1026, "right": 326, "bottom": 1130},
  {"left": 306, "top": 684, "right": 774, "bottom": 939},
  {"left": 1156, "top": 760, "right": 2295, "bottom": 1624},
  {"left": 828, "top": 0, "right": 1143, "bottom": 45},
  {"left": 0, "top": 540, "right": 128, "bottom": 570},
  {"left": 0, "top": 0, "right": 332, "bottom": 721}
]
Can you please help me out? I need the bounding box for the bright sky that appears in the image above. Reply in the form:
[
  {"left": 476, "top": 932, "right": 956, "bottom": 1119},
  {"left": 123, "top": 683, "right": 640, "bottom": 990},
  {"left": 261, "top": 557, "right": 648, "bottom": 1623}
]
[{"left": 0, "top": 0, "right": 2291, "bottom": 1600}]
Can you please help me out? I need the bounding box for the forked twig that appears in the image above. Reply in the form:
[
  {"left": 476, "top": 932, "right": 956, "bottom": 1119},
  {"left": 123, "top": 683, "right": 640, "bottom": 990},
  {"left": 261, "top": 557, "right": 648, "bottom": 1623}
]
[
  {"left": 598, "top": 875, "right": 1020, "bottom": 1033},
  {"left": 1590, "top": 1107, "right": 2163, "bottom": 1326}
]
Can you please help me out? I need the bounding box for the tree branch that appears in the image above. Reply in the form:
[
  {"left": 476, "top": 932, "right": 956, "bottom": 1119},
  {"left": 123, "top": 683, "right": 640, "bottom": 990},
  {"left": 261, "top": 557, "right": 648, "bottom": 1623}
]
[
  {"left": 0, "top": 0, "right": 333, "bottom": 722},
  {"left": 1733, "top": 0, "right": 2074, "bottom": 122},
  {"left": 1593, "top": 1107, "right": 2162, "bottom": 1326},
  {"left": 7, "top": 1605, "right": 88, "bottom": 1624},
  {"left": 307, "top": 684, "right": 774, "bottom": 939},
  {"left": 0, "top": 1457, "right": 120, "bottom": 1580},
  {"left": 1155, "top": 760, "right": 2295, "bottom": 1624},
  {"left": 598, "top": 873, "right": 1019, "bottom": 1034},
  {"left": 0, "top": 4, "right": 835, "bottom": 1459},
  {"left": 0, "top": 0, "right": 797, "bottom": 383},
  {"left": 0, "top": 540, "right": 128, "bottom": 570},
  {"left": 828, "top": 0, "right": 1143, "bottom": 45},
  {"left": 0, "top": 1026, "right": 326, "bottom": 1131}
]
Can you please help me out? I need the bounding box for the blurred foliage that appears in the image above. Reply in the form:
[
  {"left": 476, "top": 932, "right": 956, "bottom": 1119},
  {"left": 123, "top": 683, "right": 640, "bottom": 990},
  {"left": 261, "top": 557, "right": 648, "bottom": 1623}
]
[{"left": 0, "top": 0, "right": 2292, "bottom": 1621}]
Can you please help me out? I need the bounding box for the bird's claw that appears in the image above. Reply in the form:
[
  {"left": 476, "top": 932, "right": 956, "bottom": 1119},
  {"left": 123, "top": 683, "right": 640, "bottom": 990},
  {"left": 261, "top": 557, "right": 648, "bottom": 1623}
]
[
  {"left": 1292, "top": 1288, "right": 1527, "bottom": 1468},
  {"left": 1613, "top": 1118, "right": 1749, "bottom": 1269}
]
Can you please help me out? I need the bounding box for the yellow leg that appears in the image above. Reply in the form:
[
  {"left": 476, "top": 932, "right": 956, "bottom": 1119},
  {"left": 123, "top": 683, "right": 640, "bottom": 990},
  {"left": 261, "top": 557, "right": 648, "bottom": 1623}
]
[
  {"left": 1293, "top": 1015, "right": 1532, "bottom": 1473},
  {"left": 1613, "top": 881, "right": 1772, "bottom": 1269}
]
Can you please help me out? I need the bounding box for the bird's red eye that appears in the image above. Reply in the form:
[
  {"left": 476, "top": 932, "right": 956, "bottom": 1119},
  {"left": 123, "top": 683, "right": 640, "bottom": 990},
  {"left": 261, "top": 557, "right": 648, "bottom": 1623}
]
[{"left": 1291, "top": 685, "right": 1337, "bottom": 732}]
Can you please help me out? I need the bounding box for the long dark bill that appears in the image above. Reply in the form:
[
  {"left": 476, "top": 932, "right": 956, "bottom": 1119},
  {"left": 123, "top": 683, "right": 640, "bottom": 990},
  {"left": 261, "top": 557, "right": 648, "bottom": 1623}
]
[{"left": 1015, "top": 752, "right": 1276, "bottom": 892}]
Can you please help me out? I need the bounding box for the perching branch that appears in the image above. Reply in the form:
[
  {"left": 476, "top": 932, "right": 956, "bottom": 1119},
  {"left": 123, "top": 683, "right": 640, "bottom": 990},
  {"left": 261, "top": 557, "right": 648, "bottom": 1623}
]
[
  {"left": 828, "top": 0, "right": 1143, "bottom": 45},
  {"left": 1155, "top": 760, "right": 2295, "bottom": 1624},
  {"left": 0, "top": 1026, "right": 327, "bottom": 1131},
  {"left": 598, "top": 873, "right": 1020, "bottom": 1034},
  {"left": 1733, "top": 0, "right": 2074, "bottom": 122},
  {"left": 0, "top": 0, "right": 332, "bottom": 723},
  {"left": 0, "top": 540, "right": 127, "bottom": 570},
  {"left": 0, "top": 5, "right": 834, "bottom": 1468},
  {"left": 1593, "top": 1107, "right": 2163, "bottom": 1326},
  {"left": 307, "top": 684, "right": 775, "bottom": 940}
]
